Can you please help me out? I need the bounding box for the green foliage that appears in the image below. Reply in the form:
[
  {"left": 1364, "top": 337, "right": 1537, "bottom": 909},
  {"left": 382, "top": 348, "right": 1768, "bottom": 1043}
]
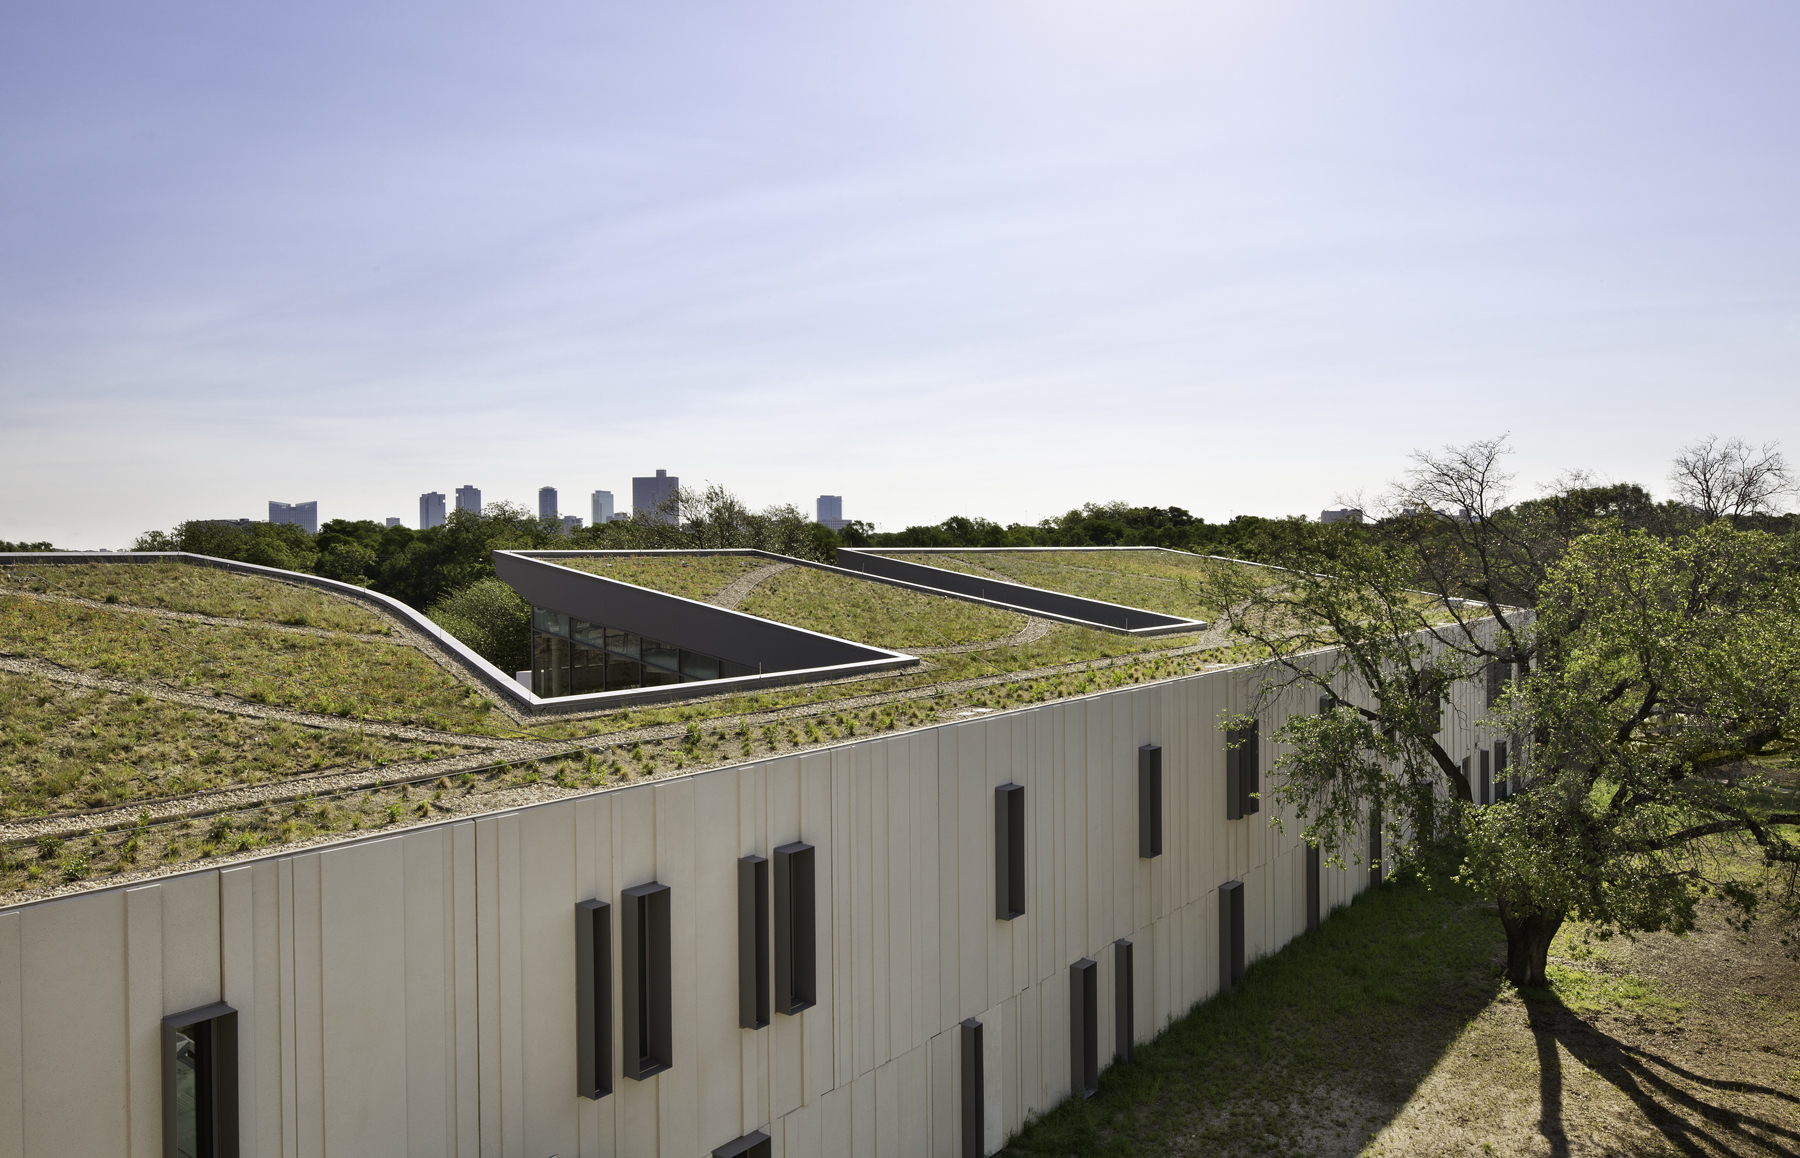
[
  {"left": 427, "top": 578, "right": 532, "bottom": 673},
  {"left": 1457, "top": 523, "right": 1800, "bottom": 946},
  {"left": 0, "top": 541, "right": 55, "bottom": 552},
  {"left": 135, "top": 519, "right": 320, "bottom": 573}
]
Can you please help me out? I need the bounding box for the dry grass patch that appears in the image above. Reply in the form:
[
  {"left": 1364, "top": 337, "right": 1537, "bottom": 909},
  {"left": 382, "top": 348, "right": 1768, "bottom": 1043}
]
[
  {"left": 0, "top": 672, "right": 467, "bottom": 817},
  {"left": 888, "top": 549, "right": 1233, "bottom": 620},
  {"left": 1, "top": 561, "right": 392, "bottom": 633},
  {"left": 737, "top": 566, "right": 1028, "bottom": 647},
  {"left": 550, "top": 554, "right": 770, "bottom": 602},
  {"left": 1, "top": 597, "right": 507, "bottom": 734}
]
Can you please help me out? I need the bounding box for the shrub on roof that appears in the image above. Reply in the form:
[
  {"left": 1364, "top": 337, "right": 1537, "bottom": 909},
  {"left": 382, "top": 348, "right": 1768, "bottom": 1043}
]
[{"left": 427, "top": 577, "right": 531, "bottom": 673}]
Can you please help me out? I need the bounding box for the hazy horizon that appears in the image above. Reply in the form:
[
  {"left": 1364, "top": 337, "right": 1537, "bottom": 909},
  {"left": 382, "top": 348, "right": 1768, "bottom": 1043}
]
[{"left": 4, "top": 1, "right": 1796, "bottom": 547}]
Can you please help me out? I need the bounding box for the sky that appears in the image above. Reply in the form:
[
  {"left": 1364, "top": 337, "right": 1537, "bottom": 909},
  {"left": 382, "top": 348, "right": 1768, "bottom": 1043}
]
[{"left": 2, "top": 1, "right": 1797, "bottom": 547}]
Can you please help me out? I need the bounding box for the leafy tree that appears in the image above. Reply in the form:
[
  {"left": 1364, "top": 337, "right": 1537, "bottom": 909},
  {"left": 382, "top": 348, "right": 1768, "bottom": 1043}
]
[
  {"left": 1203, "top": 436, "right": 1800, "bottom": 986},
  {"left": 426, "top": 578, "right": 532, "bottom": 672},
  {"left": 1465, "top": 523, "right": 1800, "bottom": 982},
  {"left": 0, "top": 541, "right": 55, "bottom": 551}
]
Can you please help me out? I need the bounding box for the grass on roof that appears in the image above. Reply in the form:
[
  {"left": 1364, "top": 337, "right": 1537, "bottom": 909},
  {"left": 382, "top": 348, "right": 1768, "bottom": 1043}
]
[
  {"left": 0, "top": 562, "right": 393, "bottom": 634},
  {"left": 878, "top": 549, "right": 1234, "bottom": 621},
  {"left": 550, "top": 554, "right": 770, "bottom": 602},
  {"left": 0, "top": 672, "right": 468, "bottom": 818},
  {"left": 735, "top": 566, "right": 1028, "bottom": 648},
  {"left": 0, "top": 596, "right": 508, "bottom": 734}
]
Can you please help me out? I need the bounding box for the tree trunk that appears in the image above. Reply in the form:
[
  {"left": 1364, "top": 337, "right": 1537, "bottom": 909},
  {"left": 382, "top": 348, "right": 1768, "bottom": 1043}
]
[{"left": 1497, "top": 902, "right": 1563, "bottom": 987}]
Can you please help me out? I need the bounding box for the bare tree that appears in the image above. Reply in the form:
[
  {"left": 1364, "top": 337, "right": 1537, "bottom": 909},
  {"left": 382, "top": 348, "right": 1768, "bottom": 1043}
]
[{"left": 1669, "top": 435, "right": 1795, "bottom": 521}]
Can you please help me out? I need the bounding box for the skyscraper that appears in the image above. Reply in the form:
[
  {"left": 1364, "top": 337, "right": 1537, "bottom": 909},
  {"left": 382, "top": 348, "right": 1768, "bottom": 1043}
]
[
  {"left": 539, "top": 487, "right": 558, "bottom": 521},
  {"left": 591, "top": 490, "right": 615, "bottom": 525},
  {"left": 632, "top": 469, "right": 679, "bottom": 524},
  {"left": 385, "top": 518, "right": 401, "bottom": 529},
  {"left": 816, "top": 495, "right": 848, "bottom": 532},
  {"left": 420, "top": 492, "right": 446, "bottom": 529},
  {"left": 455, "top": 485, "right": 481, "bottom": 515},
  {"left": 562, "top": 515, "right": 583, "bottom": 534},
  {"left": 269, "top": 501, "right": 318, "bottom": 535}
]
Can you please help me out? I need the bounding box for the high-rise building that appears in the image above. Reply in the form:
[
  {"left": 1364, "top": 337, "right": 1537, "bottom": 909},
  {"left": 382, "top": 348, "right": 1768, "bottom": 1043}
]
[
  {"left": 385, "top": 518, "right": 401, "bottom": 529},
  {"left": 816, "top": 495, "right": 848, "bottom": 532},
  {"left": 632, "top": 469, "right": 679, "bottom": 524},
  {"left": 420, "top": 492, "right": 447, "bottom": 529},
  {"left": 1320, "top": 508, "right": 1364, "bottom": 525},
  {"left": 591, "top": 490, "right": 615, "bottom": 525},
  {"left": 455, "top": 485, "right": 481, "bottom": 515},
  {"left": 539, "top": 487, "right": 558, "bottom": 521},
  {"left": 562, "top": 515, "right": 583, "bottom": 535},
  {"left": 269, "top": 501, "right": 318, "bottom": 535}
]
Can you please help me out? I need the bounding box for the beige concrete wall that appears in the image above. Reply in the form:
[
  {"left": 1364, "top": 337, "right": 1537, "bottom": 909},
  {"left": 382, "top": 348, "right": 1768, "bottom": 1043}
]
[{"left": 0, "top": 648, "right": 1500, "bottom": 1158}]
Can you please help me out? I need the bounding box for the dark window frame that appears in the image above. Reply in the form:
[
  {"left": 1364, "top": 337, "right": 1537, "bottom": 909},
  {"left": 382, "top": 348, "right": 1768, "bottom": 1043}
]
[
  {"left": 960, "top": 1018, "right": 984, "bottom": 1158},
  {"left": 620, "top": 882, "right": 673, "bottom": 1080},
  {"left": 1068, "top": 958, "right": 1098, "bottom": 1098},
  {"left": 1226, "top": 720, "right": 1260, "bottom": 819},
  {"left": 738, "top": 855, "right": 770, "bottom": 1029},
  {"left": 575, "top": 899, "right": 612, "bottom": 1099},
  {"left": 1218, "top": 880, "right": 1245, "bottom": 992},
  {"left": 1137, "top": 745, "right": 1162, "bottom": 859},
  {"left": 162, "top": 1001, "right": 239, "bottom": 1158},
  {"left": 773, "top": 842, "right": 816, "bottom": 1016},
  {"left": 1114, "top": 938, "right": 1135, "bottom": 1064},
  {"left": 994, "top": 783, "right": 1026, "bottom": 920}
]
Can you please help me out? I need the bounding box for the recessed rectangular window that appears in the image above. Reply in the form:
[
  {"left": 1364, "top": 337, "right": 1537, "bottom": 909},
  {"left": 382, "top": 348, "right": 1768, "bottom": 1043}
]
[
  {"left": 995, "top": 783, "right": 1025, "bottom": 920},
  {"left": 1486, "top": 660, "right": 1511, "bottom": 708},
  {"left": 1227, "top": 721, "right": 1259, "bottom": 819},
  {"left": 621, "top": 882, "right": 672, "bottom": 1080},
  {"left": 1306, "top": 844, "right": 1321, "bottom": 933},
  {"left": 1495, "top": 740, "right": 1510, "bottom": 798},
  {"left": 711, "top": 1130, "right": 773, "bottom": 1158},
  {"left": 1480, "top": 749, "right": 1492, "bottom": 805},
  {"left": 773, "top": 842, "right": 816, "bottom": 1016},
  {"left": 1369, "top": 807, "right": 1384, "bottom": 885},
  {"left": 1114, "top": 938, "right": 1134, "bottom": 1064},
  {"left": 960, "top": 1018, "right": 984, "bottom": 1158},
  {"left": 1218, "top": 881, "right": 1244, "bottom": 992},
  {"left": 738, "top": 855, "right": 770, "bottom": 1030},
  {"left": 575, "top": 899, "right": 612, "bottom": 1099},
  {"left": 1137, "top": 745, "right": 1162, "bottom": 859},
  {"left": 1068, "top": 958, "right": 1098, "bottom": 1098},
  {"left": 162, "top": 1002, "right": 238, "bottom": 1158}
]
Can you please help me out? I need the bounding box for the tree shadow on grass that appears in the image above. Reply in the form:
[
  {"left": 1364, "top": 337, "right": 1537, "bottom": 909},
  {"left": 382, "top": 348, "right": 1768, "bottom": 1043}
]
[
  {"left": 1000, "top": 880, "right": 1509, "bottom": 1157},
  {"left": 1523, "top": 988, "right": 1800, "bottom": 1158}
]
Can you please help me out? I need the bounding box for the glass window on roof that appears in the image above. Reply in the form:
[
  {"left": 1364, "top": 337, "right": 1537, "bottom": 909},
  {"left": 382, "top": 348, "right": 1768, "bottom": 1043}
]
[
  {"left": 679, "top": 651, "right": 720, "bottom": 681},
  {"left": 721, "top": 659, "right": 758, "bottom": 680},
  {"left": 640, "top": 666, "right": 680, "bottom": 688},
  {"left": 605, "top": 627, "right": 640, "bottom": 659},
  {"left": 642, "top": 640, "right": 679, "bottom": 674},
  {"left": 571, "top": 619, "right": 606, "bottom": 650},
  {"left": 605, "top": 655, "right": 641, "bottom": 690},
  {"left": 533, "top": 606, "right": 568, "bottom": 637},
  {"left": 571, "top": 642, "right": 606, "bottom": 694}
]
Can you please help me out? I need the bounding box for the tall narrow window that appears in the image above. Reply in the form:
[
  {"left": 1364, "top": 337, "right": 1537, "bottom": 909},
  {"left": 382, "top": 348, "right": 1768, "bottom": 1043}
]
[
  {"left": 738, "top": 856, "right": 769, "bottom": 1030},
  {"left": 1486, "top": 660, "right": 1511, "bottom": 708},
  {"left": 1137, "top": 745, "right": 1162, "bottom": 859},
  {"left": 1369, "top": 807, "right": 1384, "bottom": 885},
  {"left": 1068, "top": 959, "right": 1098, "bottom": 1098},
  {"left": 162, "top": 1002, "right": 238, "bottom": 1158},
  {"left": 575, "top": 899, "right": 612, "bottom": 1099},
  {"left": 1306, "top": 844, "right": 1321, "bottom": 933},
  {"left": 1114, "top": 939, "right": 1135, "bottom": 1064},
  {"left": 1479, "top": 749, "right": 1492, "bottom": 806},
  {"left": 1420, "top": 672, "right": 1444, "bottom": 734},
  {"left": 621, "top": 882, "right": 672, "bottom": 1080},
  {"left": 1495, "top": 740, "right": 1510, "bottom": 799},
  {"left": 711, "top": 1130, "right": 773, "bottom": 1158},
  {"left": 1218, "top": 881, "right": 1245, "bottom": 992},
  {"left": 995, "top": 784, "right": 1025, "bottom": 920},
  {"left": 960, "top": 1019, "right": 984, "bottom": 1158},
  {"left": 1227, "top": 720, "right": 1260, "bottom": 819},
  {"left": 773, "top": 842, "right": 816, "bottom": 1015}
]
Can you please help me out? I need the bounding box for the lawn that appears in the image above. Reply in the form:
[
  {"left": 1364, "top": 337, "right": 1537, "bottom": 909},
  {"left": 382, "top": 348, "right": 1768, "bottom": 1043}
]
[
  {"left": 549, "top": 554, "right": 771, "bottom": 601},
  {"left": 736, "top": 565, "right": 1030, "bottom": 647},
  {"left": 0, "top": 596, "right": 507, "bottom": 734},
  {"left": 0, "top": 561, "right": 393, "bottom": 634},
  {"left": 0, "top": 672, "right": 467, "bottom": 818},
  {"left": 886, "top": 549, "right": 1232, "bottom": 621},
  {"left": 1001, "top": 867, "right": 1800, "bottom": 1158}
]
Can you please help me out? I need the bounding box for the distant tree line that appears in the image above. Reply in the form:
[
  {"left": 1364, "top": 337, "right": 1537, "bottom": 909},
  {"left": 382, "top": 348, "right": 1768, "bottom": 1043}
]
[{"left": 0, "top": 541, "right": 57, "bottom": 552}]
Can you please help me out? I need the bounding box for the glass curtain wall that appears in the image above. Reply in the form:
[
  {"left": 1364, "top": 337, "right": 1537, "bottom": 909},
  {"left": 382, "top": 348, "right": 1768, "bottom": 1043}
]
[{"left": 532, "top": 606, "right": 756, "bottom": 698}]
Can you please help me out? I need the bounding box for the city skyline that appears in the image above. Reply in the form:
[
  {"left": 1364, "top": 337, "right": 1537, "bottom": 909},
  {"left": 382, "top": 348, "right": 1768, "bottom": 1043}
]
[{"left": 5, "top": 4, "right": 1795, "bottom": 547}]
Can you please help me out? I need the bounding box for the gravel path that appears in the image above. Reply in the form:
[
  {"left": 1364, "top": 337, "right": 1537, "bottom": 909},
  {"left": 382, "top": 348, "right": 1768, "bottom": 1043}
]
[{"left": 710, "top": 562, "right": 794, "bottom": 609}]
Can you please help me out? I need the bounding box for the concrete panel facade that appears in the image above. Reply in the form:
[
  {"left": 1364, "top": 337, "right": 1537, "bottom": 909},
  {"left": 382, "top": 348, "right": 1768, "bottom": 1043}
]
[{"left": 0, "top": 642, "right": 1502, "bottom": 1157}]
